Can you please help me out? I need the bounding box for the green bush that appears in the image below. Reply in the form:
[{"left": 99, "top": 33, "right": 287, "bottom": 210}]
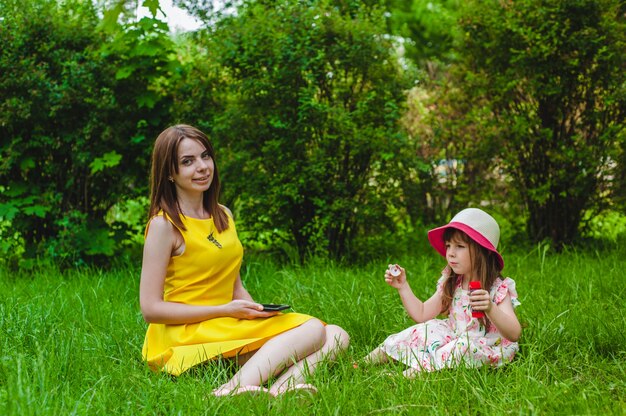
[
  {"left": 199, "top": 0, "right": 417, "bottom": 261},
  {"left": 0, "top": 0, "right": 178, "bottom": 266},
  {"left": 454, "top": 0, "right": 626, "bottom": 247}
]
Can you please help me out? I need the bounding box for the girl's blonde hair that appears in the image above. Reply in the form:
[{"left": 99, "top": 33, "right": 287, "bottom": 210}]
[{"left": 440, "top": 228, "right": 502, "bottom": 325}]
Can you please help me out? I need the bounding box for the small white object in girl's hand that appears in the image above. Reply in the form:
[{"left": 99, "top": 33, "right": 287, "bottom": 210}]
[{"left": 389, "top": 265, "right": 401, "bottom": 277}]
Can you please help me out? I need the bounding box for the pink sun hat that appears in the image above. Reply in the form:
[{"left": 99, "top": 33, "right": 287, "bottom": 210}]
[{"left": 427, "top": 208, "right": 504, "bottom": 270}]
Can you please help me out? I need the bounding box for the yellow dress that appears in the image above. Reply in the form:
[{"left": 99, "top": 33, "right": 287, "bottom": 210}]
[{"left": 142, "top": 213, "right": 315, "bottom": 376}]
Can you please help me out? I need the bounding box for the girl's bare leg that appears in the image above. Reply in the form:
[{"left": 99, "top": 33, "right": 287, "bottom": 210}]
[
  {"left": 364, "top": 347, "right": 390, "bottom": 365},
  {"left": 214, "top": 319, "right": 326, "bottom": 393},
  {"left": 269, "top": 324, "right": 350, "bottom": 395},
  {"left": 402, "top": 367, "right": 418, "bottom": 378}
]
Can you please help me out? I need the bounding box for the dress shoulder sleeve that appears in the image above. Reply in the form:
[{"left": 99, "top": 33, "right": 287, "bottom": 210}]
[
  {"left": 436, "top": 266, "right": 452, "bottom": 294},
  {"left": 491, "top": 277, "right": 521, "bottom": 307}
]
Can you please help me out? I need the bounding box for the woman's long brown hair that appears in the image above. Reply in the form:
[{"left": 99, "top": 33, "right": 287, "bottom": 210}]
[
  {"left": 148, "top": 124, "right": 229, "bottom": 232},
  {"left": 440, "top": 228, "right": 501, "bottom": 327}
]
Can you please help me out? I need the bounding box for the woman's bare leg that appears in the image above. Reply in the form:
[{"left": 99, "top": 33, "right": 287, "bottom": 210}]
[
  {"left": 214, "top": 319, "right": 326, "bottom": 393},
  {"left": 269, "top": 324, "right": 350, "bottom": 395}
]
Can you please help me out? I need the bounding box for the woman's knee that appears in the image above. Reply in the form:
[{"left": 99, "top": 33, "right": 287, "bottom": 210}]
[
  {"left": 325, "top": 324, "right": 350, "bottom": 350},
  {"left": 301, "top": 318, "right": 326, "bottom": 344}
]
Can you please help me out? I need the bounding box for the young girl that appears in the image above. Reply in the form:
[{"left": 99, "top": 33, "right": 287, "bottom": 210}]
[
  {"left": 366, "top": 208, "right": 521, "bottom": 377},
  {"left": 139, "top": 125, "right": 349, "bottom": 396}
]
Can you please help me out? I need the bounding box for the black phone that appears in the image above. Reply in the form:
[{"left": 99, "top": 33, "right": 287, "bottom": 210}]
[{"left": 261, "top": 303, "right": 290, "bottom": 312}]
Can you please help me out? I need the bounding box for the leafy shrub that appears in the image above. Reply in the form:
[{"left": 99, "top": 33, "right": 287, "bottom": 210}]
[
  {"left": 0, "top": 0, "right": 178, "bottom": 266},
  {"left": 198, "top": 0, "right": 417, "bottom": 261}
]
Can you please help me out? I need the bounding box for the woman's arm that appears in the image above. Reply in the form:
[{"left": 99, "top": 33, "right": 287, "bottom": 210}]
[
  {"left": 139, "top": 216, "right": 276, "bottom": 324},
  {"left": 471, "top": 290, "right": 522, "bottom": 341},
  {"left": 387, "top": 266, "right": 444, "bottom": 323},
  {"left": 232, "top": 274, "right": 255, "bottom": 302}
]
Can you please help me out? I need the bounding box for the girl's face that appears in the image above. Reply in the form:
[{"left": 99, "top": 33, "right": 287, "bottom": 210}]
[
  {"left": 445, "top": 235, "right": 472, "bottom": 277},
  {"left": 172, "top": 138, "right": 214, "bottom": 195}
]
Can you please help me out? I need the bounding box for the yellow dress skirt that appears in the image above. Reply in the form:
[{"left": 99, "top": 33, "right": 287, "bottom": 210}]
[{"left": 142, "top": 213, "right": 316, "bottom": 376}]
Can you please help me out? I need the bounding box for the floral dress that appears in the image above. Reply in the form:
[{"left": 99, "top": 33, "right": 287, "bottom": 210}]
[{"left": 379, "top": 275, "right": 521, "bottom": 371}]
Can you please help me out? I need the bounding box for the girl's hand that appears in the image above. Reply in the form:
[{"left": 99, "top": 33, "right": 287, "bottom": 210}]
[
  {"left": 225, "top": 300, "right": 280, "bottom": 319},
  {"left": 385, "top": 264, "right": 407, "bottom": 289},
  {"left": 469, "top": 289, "right": 492, "bottom": 312}
]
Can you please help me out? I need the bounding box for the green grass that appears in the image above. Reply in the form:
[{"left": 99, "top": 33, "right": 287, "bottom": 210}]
[{"left": 1, "top": 243, "right": 624, "bottom": 415}]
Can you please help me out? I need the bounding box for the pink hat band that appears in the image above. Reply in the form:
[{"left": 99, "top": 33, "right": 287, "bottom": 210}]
[{"left": 427, "top": 208, "right": 504, "bottom": 270}]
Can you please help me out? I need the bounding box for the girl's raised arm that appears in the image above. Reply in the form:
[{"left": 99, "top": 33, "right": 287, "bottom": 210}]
[
  {"left": 387, "top": 266, "right": 444, "bottom": 323},
  {"left": 398, "top": 286, "right": 444, "bottom": 324}
]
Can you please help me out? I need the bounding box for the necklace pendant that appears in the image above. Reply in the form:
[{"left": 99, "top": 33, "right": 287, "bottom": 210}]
[{"left": 207, "top": 232, "right": 223, "bottom": 249}]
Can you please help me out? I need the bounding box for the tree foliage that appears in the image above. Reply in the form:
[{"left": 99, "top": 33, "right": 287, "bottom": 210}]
[
  {"left": 1, "top": 0, "right": 624, "bottom": 267},
  {"left": 454, "top": 0, "right": 626, "bottom": 247},
  {"left": 399, "top": 81, "right": 510, "bottom": 226},
  {"left": 203, "top": 0, "right": 414, "bottom": 260},
  {"left": 0, "top": 0, "right": 178, "bottom": 266},
  {"left": 382, "top": 0, "right": 462, "bottom": 67}
]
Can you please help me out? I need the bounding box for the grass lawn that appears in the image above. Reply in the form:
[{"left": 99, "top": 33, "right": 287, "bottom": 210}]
[{"left": 1, "top": 243, "right": 624, "bottom": 415}]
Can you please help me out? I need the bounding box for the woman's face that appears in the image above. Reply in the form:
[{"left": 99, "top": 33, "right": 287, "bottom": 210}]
[{"left": 171, "top": 138, "right": 214, "bottom": 194}]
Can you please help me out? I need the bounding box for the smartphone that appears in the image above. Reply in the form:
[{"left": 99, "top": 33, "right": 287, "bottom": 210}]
[{"left": 261, "top": 303, "right": 291, "bottom": 312}]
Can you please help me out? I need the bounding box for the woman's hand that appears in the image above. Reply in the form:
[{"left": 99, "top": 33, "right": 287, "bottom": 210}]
[
  {"left": 468, "top": 289, "right": 492, "bottom": 312},
  {"left": 385, "top": 264, "right": 408, "bottom": 290},
  {"left": 225, "top": 300, "right": 280, "bottom": 319}
]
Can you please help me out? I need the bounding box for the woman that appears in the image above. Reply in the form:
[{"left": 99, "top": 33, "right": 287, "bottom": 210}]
[{"left": 139, "top": 124, "right": 349, "bottom": 397}]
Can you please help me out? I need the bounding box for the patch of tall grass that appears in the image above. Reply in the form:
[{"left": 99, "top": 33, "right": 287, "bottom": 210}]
[{"left": 0, "top": 242, "right": 624, "bottom": 415}]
